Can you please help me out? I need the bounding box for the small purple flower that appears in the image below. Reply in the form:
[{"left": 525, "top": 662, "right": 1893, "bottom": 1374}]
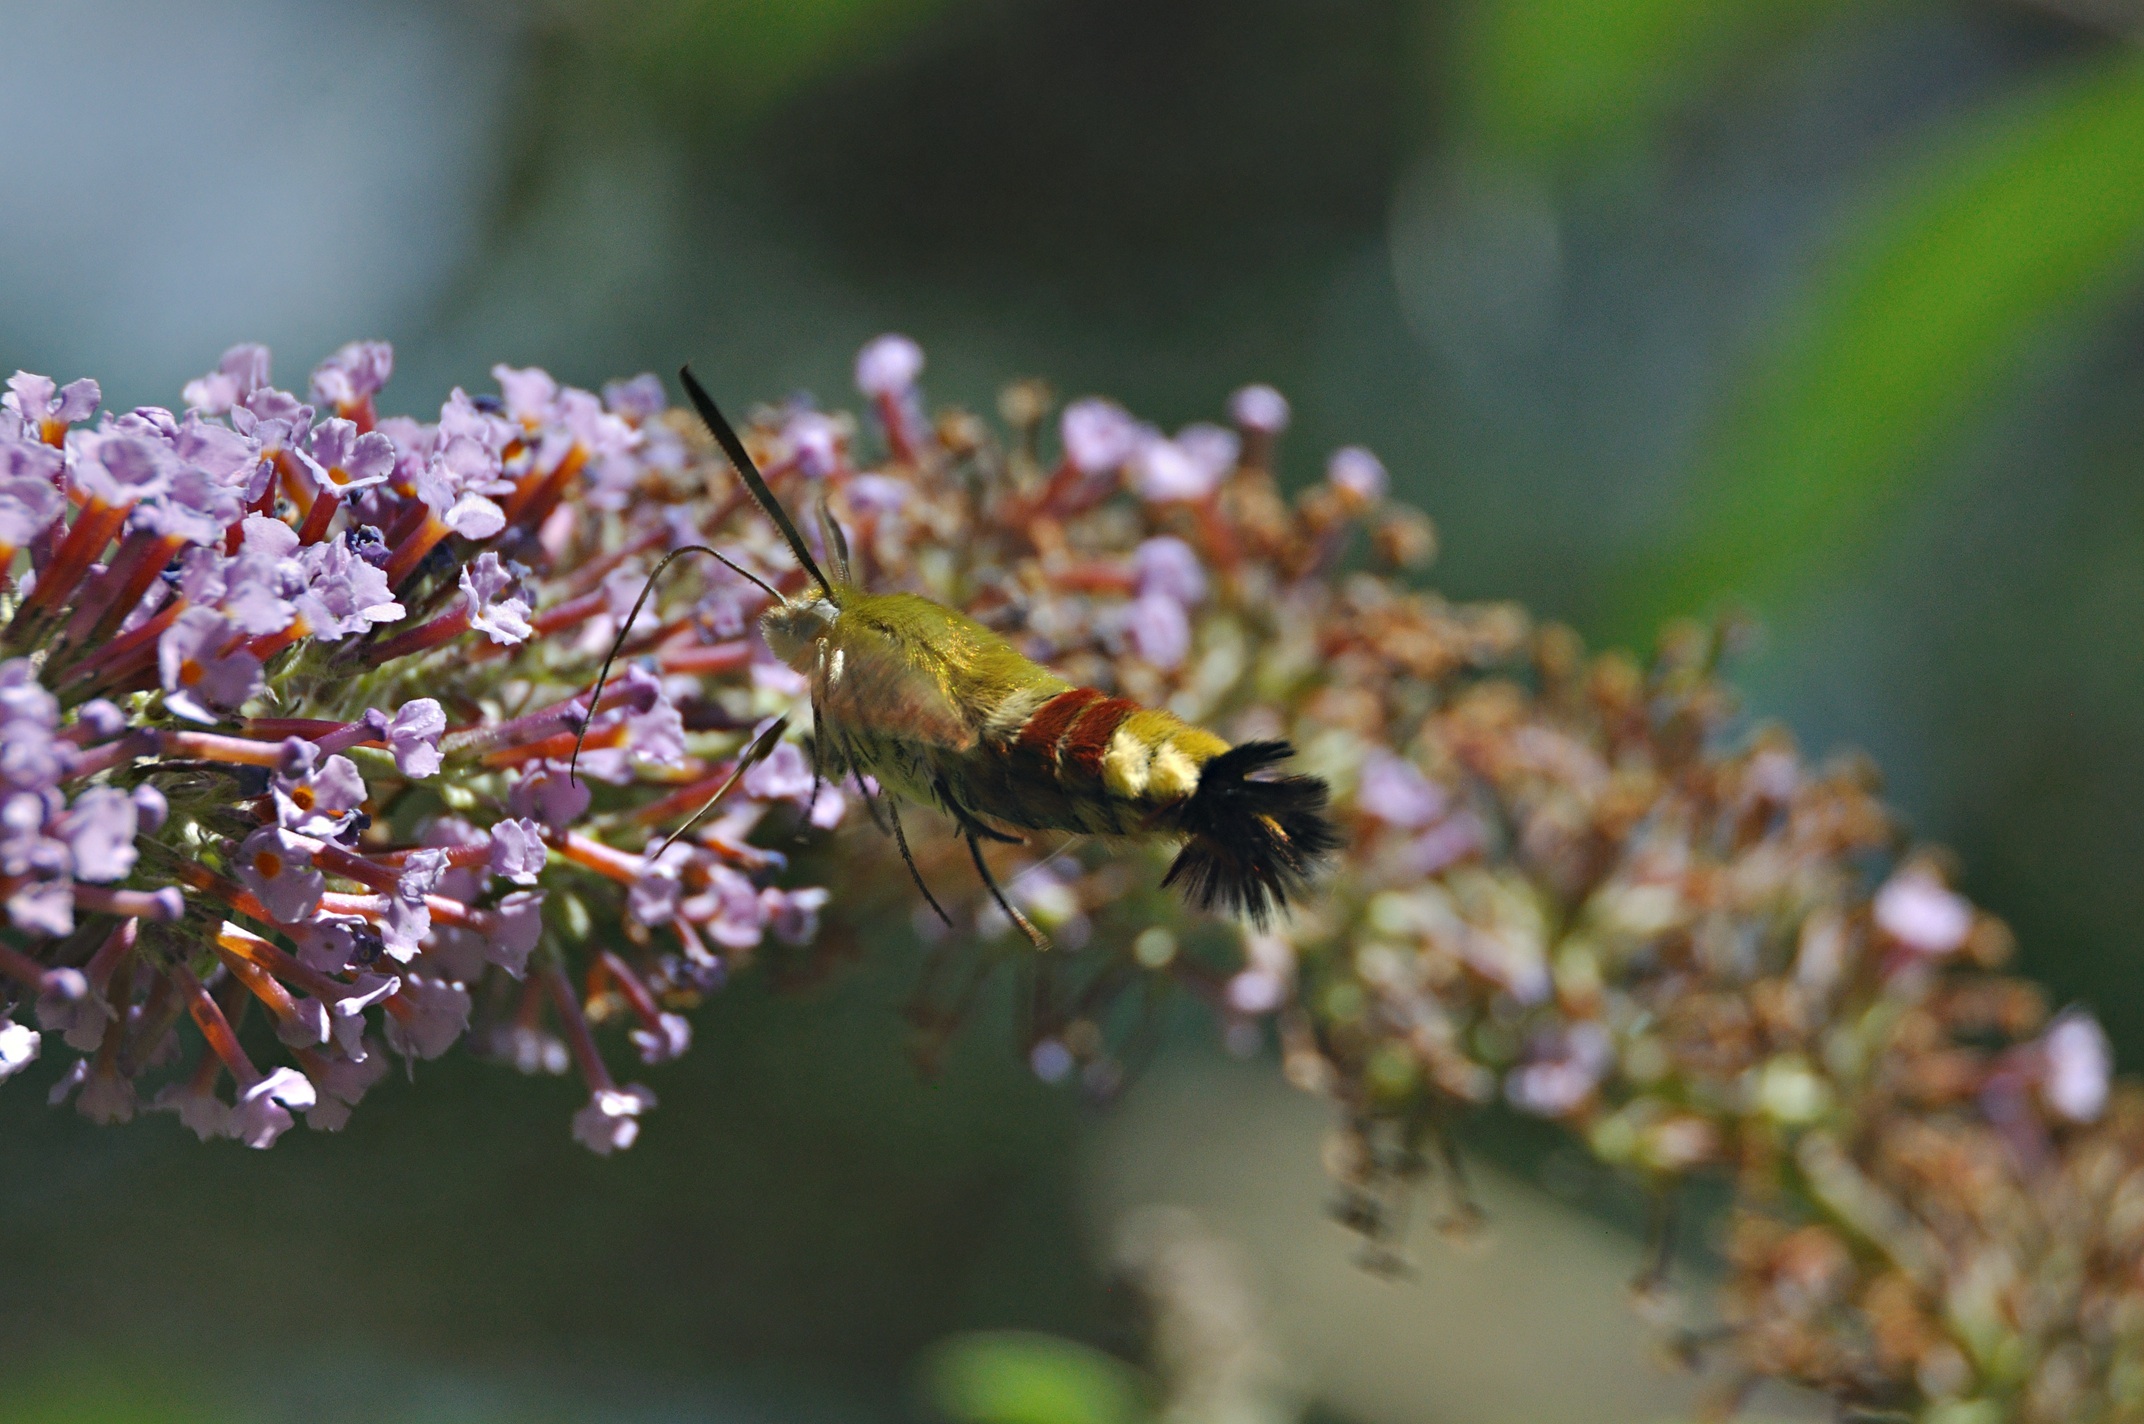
[
  {"left": 489, "top": 818, "right": 547, "bottom": 885},
  {"left": 487, "top": 891, "right": 545, "bottom": 978},
  {"left": 0, "top": 1019, "right": 39, "bottom": 1082},
  {"left": 294, "top": 536, "right": 405, "bottom": 638},
  {"left": 132, "top": 464, "right": 245, "bottom": 546},
  {"left": 762, "top": 885, "right": 830, "bottom": 946},
  {"left": 159, "top": 607, "right": 264, "bottom": 722},
  {"left": 1227, "top": 384, "right": 1290, "bottom": 436},
  {"left": 76, "top": 1066, "right": 137, "bottom": 1124},
  {"left": 628, "top": 847, "right": 684, "bottom": 925},
  {"left": 687, "top": 863, "right": 768, "bottom": 952},
  {"left": 2042, "top": 1011, "right": 2112, "bottom": 1123},
  {"left": 1357, "top": 750, "right": 1448, "bottom": 830},
  {"left": 1873, "top": 869, "right": 1972, "bottom": 958},
  {"left": 1060, "top": 398, "right": 1139, "bottom": 477},
  {"left": 384, "top": 974, "right": 472, "bottom": 1061},
  {"left": 380, "top": 849, "right": 447, "bottom": 962},
  {"left": 742, "top": 737, "right": 816, "bottom": 804},
  {"left": 508, "top": 761, "right": 592, "bottom": 832},
  {"left": 236, "top": 826, "right": 326, "bottom": 925},
  {"left": 9, "top": 876, "right": 73, "bottom": 937},
  {"left": 304, "top": 1047, "right": 391, "bottom": 1131},
  {"left": 572, "top": 1083, "right": 656, "bottom": 1155},
  {"left": 0, "top": 445, "right": 65, "bottom": 548},
  {"left": 182, "top": 344, "right": 272, "bottom": 415},
  {"left": 5, "top": 371, "right": 101, "bottom": 437},
  {"left": 414, "top": 428, "right": 509, "bottom": 539},
  {"left": 1506, "top": 1023, "right": 1614, "bottom": 1117},
  {"left": 1125, "top": 593, "right": 1191, "bottom": 670},
  {"left": 1225, "top": 932, "right": 1296, "bottom": 1015},
  {"left": 317, "top": 972, "right": 401, "bottom": 1061},
  {"left": 275, "top": 994, "right": 332, "bottom": 1050},
  {"left": 631, "top": 1012, "right": 693, "bottom": 1066},
  {"left": 845, "top": 473, "right": 908, "bottom": 515},
  {"left": 493, "top": 364, "right": 559, "bottom": 426},
  {"left": 151, "top": 1078, "right": 233, "bottom": 1141},
  {"left": 132, "top": 784, "right": 169, "bottom": 836},
  {"left": 459, "top": 552, "right": 534, "bottom": 645},
  {"left": 310, "top": 341, "right": 394, "bottom": 410},
  {"left": 1176, "top": 423, "right": 1240, "bottom": 481},
  {"left": 1131, "top": 433, "right": 1220, "bottom": 504},
  {"left": 1133, "top": 536, "right": 1207, "bottom": 606},
  {"left": 230, "top": 386, "right": 315, "bottom": 464},
  {"left": 602, "top": 373, "right": 667, "bottom": 421},
  {"left": 60, "top": 786, "right": 137, "bottom": 883},
  {"left": 855, "top": 334, "right": 924, "bottom": 399},
  {"left": 575, "top": 668, "right": 686, "bottom": 783},
  {"left": 1325, "top": 446, "right": 1388, "bottom": 505},
  {"left": 367, "top": 699, "right": 446, "bottom": 779},
  {"left": 216, "top": 544, "right": 300, "bottom": 637},
  {"left": 288, "top": 913, "right": 376, "bottom": 976},
  {"left": 783, "top": 409, "right": 843, "bottom": 479},
  {"left": 74, "top": 432, "right": 174, "bottom": 508},
  {"left": 272, "top": 753, "right": 367, "bottom": 840},
  {"left": 230, "top": 1066, "right": 316, "bottom": 1149},
  {"left": 309, "top": 417, "right": 397, "bottom": 496}
]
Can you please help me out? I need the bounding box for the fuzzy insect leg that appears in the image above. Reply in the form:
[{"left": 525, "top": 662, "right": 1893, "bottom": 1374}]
[
  {"left": 965, "top": 831, "right": 1049, "bottom": 950},
  {"left": 882, "top": 795, "right": 953, "bottom": 927}
]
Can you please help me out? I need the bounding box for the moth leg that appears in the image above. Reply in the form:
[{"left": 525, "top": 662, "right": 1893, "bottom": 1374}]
[
  {"left": 964, "top": 831, "right": 1050, "bottom": 951},
  {"left": 659, "top": 717, "right": 788, "bottom": 854},
  {"left": 882, "top": 794, "right": 953, "bottom": 928}
]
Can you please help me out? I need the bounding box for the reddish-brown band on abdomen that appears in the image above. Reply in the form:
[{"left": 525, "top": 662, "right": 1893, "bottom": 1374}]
[
  {"left": 1014, "top": 687, "right": 1105, "bottom": 762},
  {"left": 1059, "top": 697, "right": 1139, "bottom": 780}
]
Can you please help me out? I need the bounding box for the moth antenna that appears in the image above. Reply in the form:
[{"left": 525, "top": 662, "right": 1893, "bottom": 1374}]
[
  {"left": 816, "top": 493, "right": 854, "bottom": 586},
  {"left": 659, "top": 716, "right": 789, "bottom": 854},
  {"left": 570, "top": 542, "right": 780, "bottom": 786},
  {"left": 678, "top": 365, "right": 836, "bottom": 596}
]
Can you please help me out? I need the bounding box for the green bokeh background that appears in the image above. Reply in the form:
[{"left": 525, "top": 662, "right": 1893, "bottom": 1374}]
[{"left": 5, "top": 2, "right": 2144, "bottom": 1419}]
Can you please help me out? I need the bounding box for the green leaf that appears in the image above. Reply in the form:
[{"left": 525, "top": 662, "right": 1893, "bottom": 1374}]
[
  {"left": 586, "top": 0, "right": 966, "bottom": 118},
  {"left": 921, "top": 1331, "right": 1154, "bottom": 1424},
  {"left": 1458, "top": 0, "right": 1857, "bottom": 164},
  {"left": 1613, "top": 54, "right": 2144, "bottom": 638}
]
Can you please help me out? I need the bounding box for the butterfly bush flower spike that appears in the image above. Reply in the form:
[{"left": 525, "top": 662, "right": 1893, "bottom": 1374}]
[{"left": 0, "top": 336, "right": 2134, "bottom": 1422}]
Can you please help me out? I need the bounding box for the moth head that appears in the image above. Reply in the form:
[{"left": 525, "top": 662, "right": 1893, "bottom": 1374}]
[{"left": 761, "top": 593, "right": 838, "bottom": 667}]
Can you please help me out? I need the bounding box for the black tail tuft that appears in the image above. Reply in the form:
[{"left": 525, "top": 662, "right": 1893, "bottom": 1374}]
[{"left": 1161, "top": 741, "right": 1341, "bottom": 928}]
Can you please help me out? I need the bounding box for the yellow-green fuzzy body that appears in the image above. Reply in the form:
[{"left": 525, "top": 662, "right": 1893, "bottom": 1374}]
[{"left": 763, "top": 587, "right": 1228, "bottom": 838}]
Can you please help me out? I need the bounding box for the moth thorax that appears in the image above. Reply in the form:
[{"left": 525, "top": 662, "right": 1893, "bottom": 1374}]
[{"left": 760, "top": 596, "right": 837, "bottom": 669}]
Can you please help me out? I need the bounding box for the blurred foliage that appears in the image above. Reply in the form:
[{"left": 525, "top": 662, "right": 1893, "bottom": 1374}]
[
  {"left": 1457, "top": 0, "right": 1864, "bottom": 164},
  {"left": 0, "top": 1377, "right": 217, "bottom": 1424},
  {"left": 563, "top": 0, "right": 970, "bottom": 124},
  {"left": 922, "top": 1332, "right": 1154, "bottom": 1424},
  {"left": 1622, "top": 50, "right": 2144, "bottom": 635}
]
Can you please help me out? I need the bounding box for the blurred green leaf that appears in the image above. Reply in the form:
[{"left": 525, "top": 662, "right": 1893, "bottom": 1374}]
[
  {"left": 1458, "top": 0, "right": 1858, "bottom": 164},
  {"left": 0, "top": 1373, "right": 218, "bottom": 1424},
  {"left": 582, "top": 0, "right": 967, "bottom": 119},
  {"left": 922, "top": 1331, "right": 1153, "bottom": 1424},
  {"left": 1614, "top": 54, "right": 2144, "bottom": 638}
]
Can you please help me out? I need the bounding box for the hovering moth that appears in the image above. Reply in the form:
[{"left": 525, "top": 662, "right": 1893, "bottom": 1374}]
[{"left": 580, "top": 366, "right": 1339, "bottom": 947}]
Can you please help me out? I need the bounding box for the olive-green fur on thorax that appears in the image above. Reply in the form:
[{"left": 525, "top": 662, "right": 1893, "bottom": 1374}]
[{"left": 763, "top": 586, "right": 1227, "bottom": 839}]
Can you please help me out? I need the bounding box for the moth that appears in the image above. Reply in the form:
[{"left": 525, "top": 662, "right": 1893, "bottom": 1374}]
[{"left": 580, "top": 366, "right": 1339, "bottom": 947}]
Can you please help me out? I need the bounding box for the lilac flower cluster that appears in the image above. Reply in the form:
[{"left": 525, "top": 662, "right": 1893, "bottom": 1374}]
[
  {"left": 0, "top": 342, "right": 831, "bottom": 1151},
  {"left": 4, "top": 334, "right": 2138, "bottom": 1418}
]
